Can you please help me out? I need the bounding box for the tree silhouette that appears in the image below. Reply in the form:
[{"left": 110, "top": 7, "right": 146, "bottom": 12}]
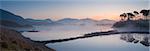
[
  {"left": 119, "top": 13, "right": 127, "bottom": 21},
  {"left": 119, "top": 9, "right": 149, "bottom": 21},
  {"left": 140, "top": 9, "right": 150, "bottom": 20},
  {"left": 120, "top": 14, "right": 125, "bottom": 21},
  {"left": 133, "top": 11, "right": 139, "bottom": 15},
  {"left": 123, "top": 13, "right": 127, "bottom": 20},
  {"left": 127, "top": 13, "right": 135, "bottom": 20},
  {"left": 133, "top": 11, "right": 139, "bottom": 20}
]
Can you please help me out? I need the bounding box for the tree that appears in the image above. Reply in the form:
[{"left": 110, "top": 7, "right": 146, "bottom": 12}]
[
  {"left": 133, "top": 11, "right": 139, "bottom": 15},
  {"left": 123, "top": 13, "right": 127, "bottom": 20},
  {"left": 127, "top": 13, "right": 135, "bottom": 20},
  {"left": 133, "top": 11, "right": 139, "bottom": 20},
  {"left": 140, "top": 9, "right": 150, "bottom": 20},
  {"left": 120, "top": 13, "right": 127, "bottom": 21},
  {"left": 120, "top": 14, "right": 125, "bottom": 21}
]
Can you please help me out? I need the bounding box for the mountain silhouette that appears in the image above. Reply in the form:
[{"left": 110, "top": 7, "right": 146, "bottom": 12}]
[
  {"left": 0, "top": 9, "right": 32, "bottom": 28},
  {"left": 55, "top": 18, "right": 116, "bottom": 25},
  {"left": 25, "top": 18, "right": 53, "bottom": 26}
]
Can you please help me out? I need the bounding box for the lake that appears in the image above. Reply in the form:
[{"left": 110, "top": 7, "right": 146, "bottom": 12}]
[{"left": 22, "top": 25, "right": 149, "bottom": 51}]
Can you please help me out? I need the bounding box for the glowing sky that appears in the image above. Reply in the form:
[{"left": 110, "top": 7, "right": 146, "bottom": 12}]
[{"left": 0, "top": 0, "right": 149, "bottom": 20}]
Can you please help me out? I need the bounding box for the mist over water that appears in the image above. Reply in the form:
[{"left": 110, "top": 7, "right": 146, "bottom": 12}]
[
  {"left": 114, "top": 24, "right": 149, "bottom": 32},
  {"left": 22, "top": 25, "right": 113, "bottom": 41},
  {"left": 22, "top": 25, "right": 149, "bottom": 51}
]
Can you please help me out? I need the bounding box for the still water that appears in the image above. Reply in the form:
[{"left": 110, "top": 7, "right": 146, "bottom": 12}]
[
  {"left": 22, "top": 25, "right": 149, "bottom": 51},
  {"left": 46, "top": 34, "right": 149, "bottom": 51}
]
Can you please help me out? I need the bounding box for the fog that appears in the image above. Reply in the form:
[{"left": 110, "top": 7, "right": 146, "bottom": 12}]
[
  {"left": 113, "top": 24, "right": 149, "bottom": 32},
  {"left": 22, "top": 25, "right": 113, "bottom": 41}
]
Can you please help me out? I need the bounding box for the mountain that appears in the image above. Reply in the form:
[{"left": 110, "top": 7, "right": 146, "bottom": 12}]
[
  {"left": 56, "top": 18, "right": 116, "bottom": 26},
  {"left": 25, "top": 18, "right": 53, "bottom": 26},
  {"left": 56, "top": 18, "right": 80, "bottom": 25},
  {"left": 97, "top": 19, "right": 116, "bottom": 25},
  {"left": 0, "top": 9, "right": 32, "bottom": 28},
  {"left": 0, "top": 9, "right": 115, "bottom": 27},
  {"left": 80, "top": 18, "right": 99, "bottom": 25}
]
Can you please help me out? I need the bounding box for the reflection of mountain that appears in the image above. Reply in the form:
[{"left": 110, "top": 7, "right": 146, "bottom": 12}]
[
  {"left": 120, "top": 34, "right": 150, "bottom": 47},
  {"left": 56, "top": 18, "right": 116, "bottom": 25},
  {"left": 0, "top": 9, "right": 32, "bottom": 28}
]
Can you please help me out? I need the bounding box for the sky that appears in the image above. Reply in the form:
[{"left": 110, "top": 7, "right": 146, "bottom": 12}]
[{"left": 0, "top": 0, "right": 149, "bottom": 20}]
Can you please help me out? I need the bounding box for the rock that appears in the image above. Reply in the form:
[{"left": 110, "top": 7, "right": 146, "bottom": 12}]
[{"left": 0, "top": 27, "right": 55, "bottom": 51}]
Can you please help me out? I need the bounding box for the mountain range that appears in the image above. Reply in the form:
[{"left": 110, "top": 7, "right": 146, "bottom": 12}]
[
  {"left": 55, "top": 18, "right": 116, "bottom": 26},
  {"left": 0, "top": 9, "right": 116, "bottom": 28},
  {"left": 25, "top": 18, "right": 53, "bottom": 26}
]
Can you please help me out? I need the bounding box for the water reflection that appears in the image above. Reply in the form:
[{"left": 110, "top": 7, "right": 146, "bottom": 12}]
[
  {"left": 22, "top": 25, "right": 149, "bottom": 51},
  {"left": 46, "top": 34, "right": 149, "bottom": 51},
  {"left": 120, "top": 34, "right": 150, "bottom": 47}
]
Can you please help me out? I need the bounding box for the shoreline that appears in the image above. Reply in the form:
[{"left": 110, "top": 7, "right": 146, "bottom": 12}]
[{"left": 32, "top": 30, "right": 149, "bottom": 44}]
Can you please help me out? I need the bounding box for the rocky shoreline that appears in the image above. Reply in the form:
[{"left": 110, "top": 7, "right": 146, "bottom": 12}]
[{"left": 0, "top": 27, "right": 55, "bottom": 51}]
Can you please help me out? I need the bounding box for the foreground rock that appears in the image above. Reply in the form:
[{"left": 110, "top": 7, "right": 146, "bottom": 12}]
[{"left": 0, "top": 27, "right": 55, "bottom": 51}]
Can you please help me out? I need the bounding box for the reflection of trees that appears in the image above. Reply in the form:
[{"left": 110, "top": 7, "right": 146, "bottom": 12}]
[{"left": 120, "top": 34, "right": 150, "bottom": 47}]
